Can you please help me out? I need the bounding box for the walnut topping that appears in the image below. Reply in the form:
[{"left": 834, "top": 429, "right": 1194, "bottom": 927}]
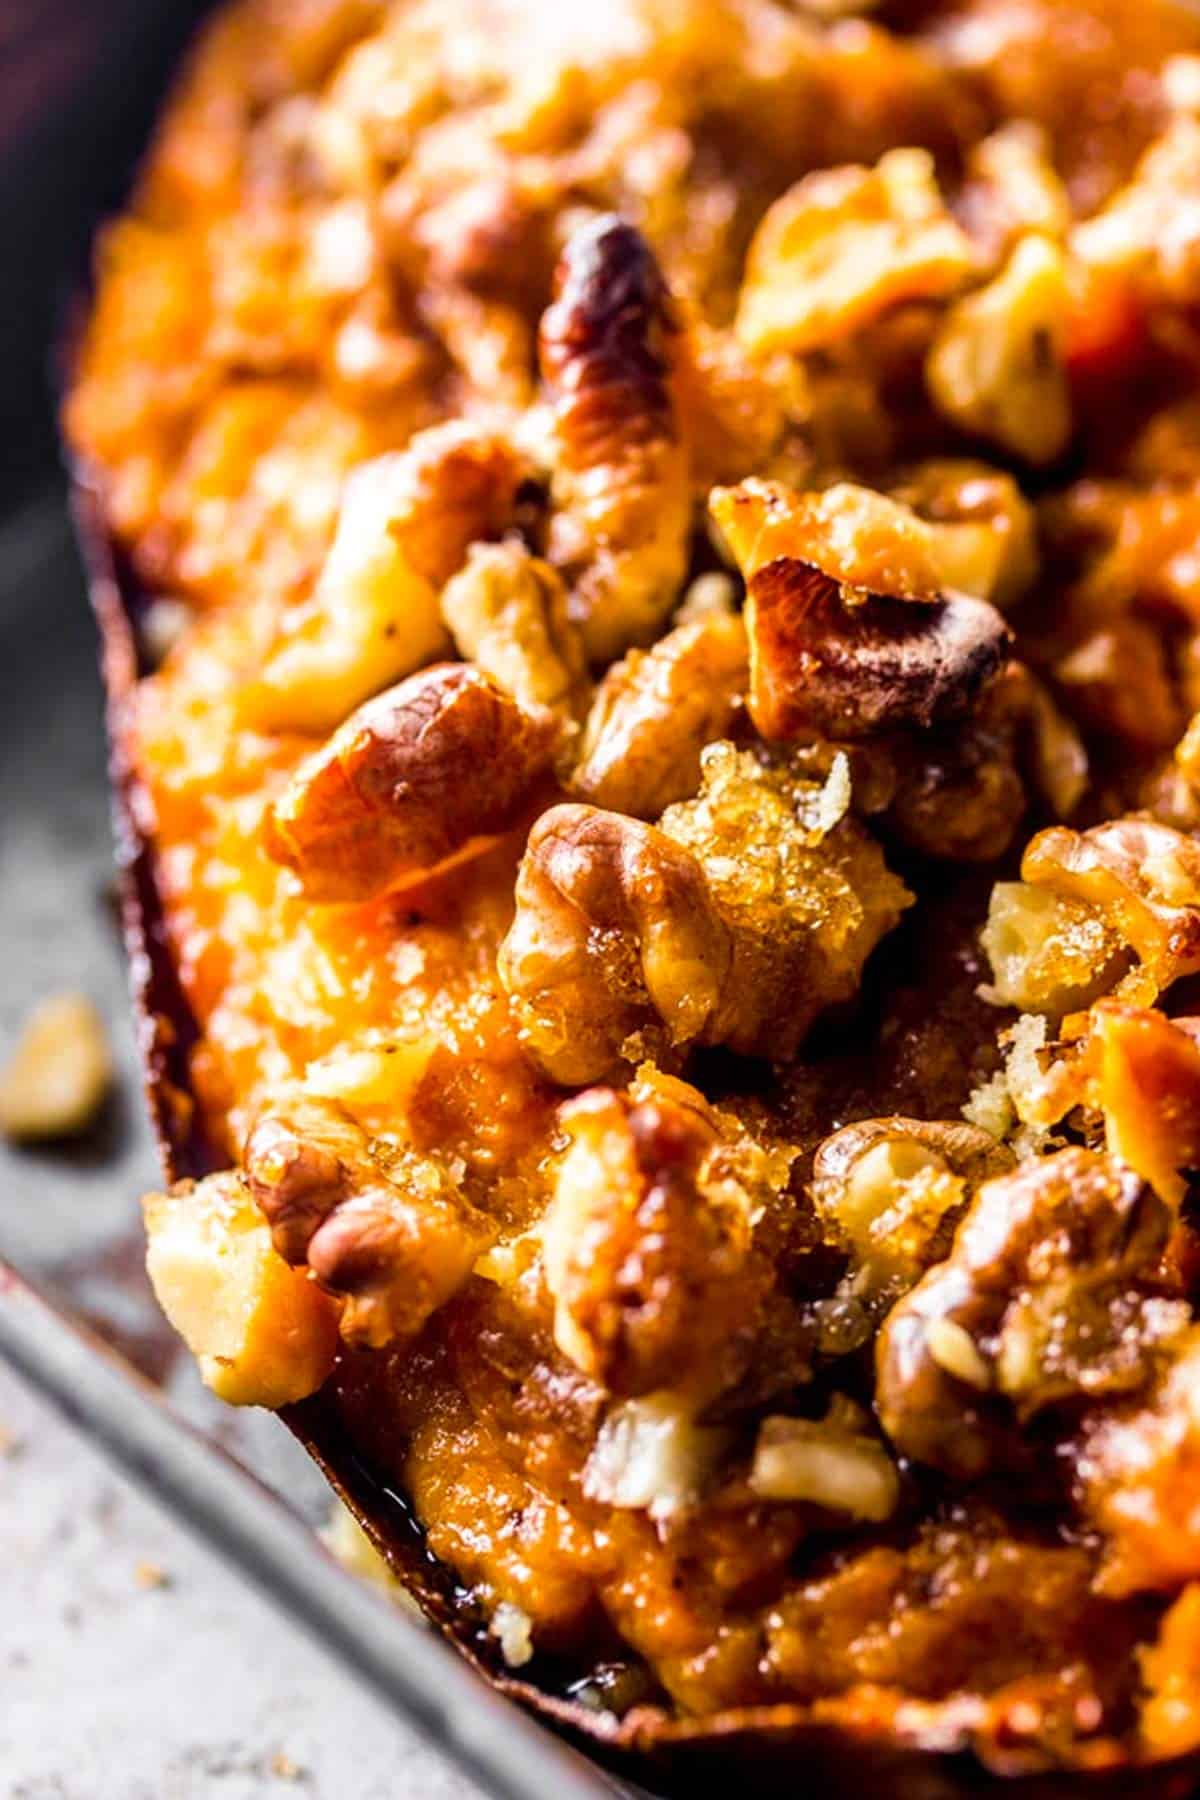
[
  {"left": 710, "top": 477, "right": 1012, "bottom": 742},
  {"left": 0, "top": 993, "right": 113, "bottom": 1143},
  {"left": 440, "top": 538, "right": 589, "bottom": 721},
  {"left": 543, "top": 1079, "right": 767, "bottom": 1395},
  {"left": 927, "top": 235, "right": 1072, "bottom": 465},
  {"left": 1020, "top": 820, "right": 1200, "bottom": 1005},
  {"left": 749, "top": 1406, "right": 900, "bottom": 1520},
  {"left": 570, "top": 612, "right": 748, "bottom": 818},
  {"left": 540, "top": 214, "right": 690, "bottom": 663},
  {"left": 1087, "top": 1002, "right": 1200, "bottom": 1206},
  {"left": 143, "top": 1172, "right": 339, "bottom": 1408},
  {"left": 263, "top": 663, "right": 559, "bottom": 903},
  {"left": 245, "top": 1092, "right": 493, "bottom": 1349},
  {"left": 245, "top": 423, "right": 526, "bottom": 732},
  {"left": 877, "top": 1150, "right": 1179, "bottom": 1480},
  {"left": 737, "top": 148, "right": 974, "bottom": 355},
  {"left": 498, "top": 803, "right": 732, "bottom": 1085}
]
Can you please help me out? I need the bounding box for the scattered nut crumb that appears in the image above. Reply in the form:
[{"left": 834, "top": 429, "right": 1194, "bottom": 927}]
[
  {"left": 0, "top": 1424, "right": 25, "bottom": 1459},
  {"left": 139, "top": 596, "right": 193, "bottom": 666},
  {"left": 134, "top": 1560, "right": 172, "bottom": 1590},
  {"left": 0, "top": 993, "right": 113, "bottom": 1143},
  {"left": 270, "top": 1750, "right": 305, "bottom": 1782}
]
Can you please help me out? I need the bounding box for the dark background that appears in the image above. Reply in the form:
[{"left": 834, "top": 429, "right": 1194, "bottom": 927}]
[{"left": 0, "top": 0, "right": 212, "bottom": 507}]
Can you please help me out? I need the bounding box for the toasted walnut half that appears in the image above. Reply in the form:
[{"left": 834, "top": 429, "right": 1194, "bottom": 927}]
[
  {"left": 263, "top": 663, "right": 559, "bottom": 903},
  {"left": 876, "top": 1150, "right": 1181, "bottom": 1480},
  {"left": 570, "top": 613, "right": 748, "bottom": 818},
  {"left": 737, "top": 148, "right": 974, "bottom": 356},
  {"left": 982, "top": 881, "right": 1129, "bottom": 1018},
  {"left": 440, "top": 539, "right": 589, "bottom": 721},
  {"left": 245, "top": 422, "right": 525, "bottom": 732},
  {"left": 143, "top": 1172, "right": 339, "bottom": 1408},
  {"left": 1021, "top": 819, "right": 1200, "bottom": 1004},
  {"left": 498, "top": 804, "right": 732, "bottom": 1086},
  {"left": 543, "top": 1081, "right": 766, "bottom": 1396},
  {"left": 539, "top": 214, "right": 690, "bottom": 663},
  {"left": 245, "top": 1092, "right": 493, "bottom": 1350},
  {"left": 926, "top": 235, "right": 1072, "bottom": 466},
  {"left": 711, "top": 478, "right": 1012, "bottom": 742}
]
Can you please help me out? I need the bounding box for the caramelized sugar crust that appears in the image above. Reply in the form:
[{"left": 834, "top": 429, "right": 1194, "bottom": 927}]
[{"left": 69, "top": 0, "right": 1200, "bottom": 1769}]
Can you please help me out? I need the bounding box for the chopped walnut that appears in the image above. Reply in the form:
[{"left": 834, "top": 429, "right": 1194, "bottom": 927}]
[
  {"left": 543, "top": 1080, "right": 768, "bottom": 1395},
  {"left": 958, "top": 124, "right": 1071, "bottom": 265},
  {"left": 876, "top": 1150, "right": 1180, "bottom": 1480},
  {"left": 737, "top": 148, "right": 974, "bottom": 355},
  {"left": 263, "top": 663, "right": 559, "bottom": 903},
  {"left": 811, "top": 1116, "right": 1012, "bottom": 1303},
  {"left": 143, "top": 1172, "right": 339, "bottom": 1407},
  {"left": 498, "top": 803, "right": 732, "bottom": 1085},
  {"left": 245, "top": 422, "right": 525, "bottom": 732},
  {"left": 1020, "top": 819, "right": 1200, "bottom": 1005},
  {"left": 982, "top": 881, "right": 1129, "bottom": 1017},
  {"left": 749, "top": 1405, "right": 900, "bottom": 1521},
  {"left": 1073, "top": 117, "right": 1200, "bottom": 310},
  {"left": 245, "top": 1092, "right": 493, "bottom": 1349},
  {"left": 440, "top": 539, "right": 589, "bottom": 721},
  {"left": 927, "top": 235, "right": 1072, "bottom": 466},
  {"left": 1139, "top": 1585, "right": 1200, "bottom": 1758},
  {"left": 658, "top": 743, "right": 911, "bottom": 1059},
  {"left": 0, "top": 993, "right": 113, "bottom": 1143},
  {"left": 570, "top": 613, "right": 748, "bottom": 818},
  {"left": 540, "top": 214, "right": 690, "bottom": 663},
  {"left": 711, "top": 477, "right": 1013, "bottom": 742},
  {"left": 889, "top": 459, "right": 1038, "bottom": 611}
]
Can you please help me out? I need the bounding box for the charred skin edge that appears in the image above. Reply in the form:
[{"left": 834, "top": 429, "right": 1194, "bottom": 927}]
[{"left": 73, "top": 457, "right": 1200, "bottom": 1797}]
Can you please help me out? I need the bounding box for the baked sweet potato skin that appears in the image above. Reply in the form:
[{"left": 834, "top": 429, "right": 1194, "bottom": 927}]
[{"left": 74, "top": 469, "right": 1200, "bottom": 1799}]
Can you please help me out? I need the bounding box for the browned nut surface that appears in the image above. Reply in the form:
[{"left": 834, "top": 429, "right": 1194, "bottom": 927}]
[
  {"left": 245, "top": 1091, "right": 493, "bottom": 1349},
  {"left": 544, "top": 1082, "right": 763, "bottom": 1396},
  {"left": 876, "top": 1149, "right": 1181, "bottom": 1480},
  {"left": 1021, "top": 819, "right": 1200, "bottom": 1003},
  {"left": 540, "top": 214, "right": 690, "bottom": 662},
  {"left": 498, "top": 803, "right": 732, "bottom": 1085},
  {"left": 1087, "top": 1001, "right": 1200, "bottom": 1206},
  {"left": 0, "top": 993, "right": 113, "bottom": 1143},
  {"left": 263, "top": 662, "right": 559, "bottom": 902},
  {"left": 570, "top": 612, "right": 748, "bottom": 818}
]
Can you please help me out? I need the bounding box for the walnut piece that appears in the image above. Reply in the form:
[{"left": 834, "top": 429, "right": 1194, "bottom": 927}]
[
  {"left": 711, "top": 477, "right": 1012, "bottom": 742},
  {"left": 245, "top": 422, "right": 525, "bottom": 731},
  {"left": 263, "top": 663, "right": 559, "bottom": 903},
  {"left": 927, "top": 235, "right": 1072, "bottom": 465},
  {"left": 737, "top": 148, "right": 974, "bottom": 355},
  {"left": 245, "top": 1092, "right": 493, "bottom": 1349},
  {"left": 540, "top": 214, "right": 691, "bottom": 663},
  {"left": 570, "top": 612, "right": 748, "bottom": 818},
  {"left": 0, "top": 993, "right": 113, "bottom": 1143},
  {"left": 498, "top": 803, "right": 732, "bottom": 1085},
  {"left": 543, "top": 1080, "right": 765, "bottom": 1396},
  {"left": 876, "top": 1150, "right": 1180, "bottom": 1480},
  {"left": 1020, "top": 819, "right": 1200, "bottom": 1005},
  {"left": 1087, "top": 1002, "right": 1200, "bottom": 1206},
  {"left": 143, "top": 1172, "right": 339, "bottom": 1407},
  {"left": 439, "top": 538, "right": 589, "bottom": 721}
]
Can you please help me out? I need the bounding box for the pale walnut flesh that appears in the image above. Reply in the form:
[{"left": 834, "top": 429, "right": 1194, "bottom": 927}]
[
  {"left": 539, "top": 214, "right": 690, "bottom": 664},
  {"left": 439, "top": 538, "right": 589, "bottom": 722},
  {"left": 263, "top": 663, "right": 559, "bottom": 903}
]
